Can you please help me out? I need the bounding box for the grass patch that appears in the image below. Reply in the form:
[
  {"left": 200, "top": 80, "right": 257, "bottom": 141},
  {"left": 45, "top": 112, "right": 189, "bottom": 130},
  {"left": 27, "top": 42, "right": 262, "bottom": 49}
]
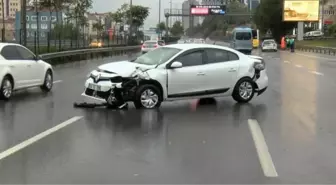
[{"left": 296, "top": 39, "right": 336, "bottom": 48}]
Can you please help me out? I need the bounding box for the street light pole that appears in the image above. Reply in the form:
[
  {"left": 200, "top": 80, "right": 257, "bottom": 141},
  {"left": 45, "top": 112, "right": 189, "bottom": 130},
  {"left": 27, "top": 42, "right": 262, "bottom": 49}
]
[
  {"left": 129, "top": 0, "right": 132, "bottom": 42},
  {"left": 158, "top": 0, "right": 161, "bottom": 24},
  {"left": 1, "top": 0, "right": 5, "bottom": 41}
]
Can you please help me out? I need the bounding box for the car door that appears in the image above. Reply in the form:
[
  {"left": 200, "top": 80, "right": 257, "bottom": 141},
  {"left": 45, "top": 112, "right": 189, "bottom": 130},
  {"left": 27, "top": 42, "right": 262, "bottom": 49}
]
[
  {"left": 15, "top": 45, "right": 44, "bottom": 85},
  {"left": 203, "top": 48, "right": 240, "bottom": 94},
  {"left": 167, "top": 49, "right": 207, "bottom": 98},
  {"left": 0, "top": 45, "right": 29, "bottom": 88}
]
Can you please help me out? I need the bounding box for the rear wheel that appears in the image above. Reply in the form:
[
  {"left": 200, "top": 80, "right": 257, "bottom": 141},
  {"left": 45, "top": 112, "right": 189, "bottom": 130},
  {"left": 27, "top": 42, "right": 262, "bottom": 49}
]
[
  {"left": 40, "top": 70, "right": 53, "bottom": 92},
  {"left": 134, "top": 84, "right": 162, "bottom": 109},
  {"left": 232, "top": 78, "right": 255, "bottom": 103},
  {"left": 0, "top": 76, "right": 13, "bottom": 100}
]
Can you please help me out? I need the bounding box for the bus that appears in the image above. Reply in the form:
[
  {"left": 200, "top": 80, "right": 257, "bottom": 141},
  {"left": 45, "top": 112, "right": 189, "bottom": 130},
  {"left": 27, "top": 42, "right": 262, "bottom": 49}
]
[{"left": 252, "top": 29, "right": 260, "bottom": 48}]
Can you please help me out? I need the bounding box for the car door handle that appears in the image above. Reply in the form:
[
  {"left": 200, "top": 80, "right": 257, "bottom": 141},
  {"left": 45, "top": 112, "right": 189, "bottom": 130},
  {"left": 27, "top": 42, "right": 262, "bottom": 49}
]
[
  {"left": 197, "top": 72, "right": 205, "bottom": 76},
  {"left": 228, "top": 68, "right": 237, "bottom": 72},
  {"left": 27, "top": 64, "right": 31, "bottom": 67},
  {"left": 9, "top": 65, "right": 14, "bottom": 68}
]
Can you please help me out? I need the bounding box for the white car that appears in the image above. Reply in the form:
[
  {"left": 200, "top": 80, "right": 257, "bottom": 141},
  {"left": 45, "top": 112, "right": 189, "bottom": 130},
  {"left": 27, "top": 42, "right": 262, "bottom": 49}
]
[
  {"left": 261, "top": 39, "right": 277, "bottom": 52},
  {"left": 141, "top": 40, "right": 164, "bottom": 54},
  {"left": 82, "top": 44, "right": 268, "bottom": 109},
  {"left": 0, "top": 43, "right": 53, "bottom": 100}
]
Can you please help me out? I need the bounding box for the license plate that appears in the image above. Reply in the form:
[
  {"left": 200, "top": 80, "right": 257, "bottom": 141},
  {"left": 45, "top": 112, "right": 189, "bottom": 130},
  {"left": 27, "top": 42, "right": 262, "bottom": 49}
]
[{"left": 88, "top": 83, "right": 101, "bottom": 91}]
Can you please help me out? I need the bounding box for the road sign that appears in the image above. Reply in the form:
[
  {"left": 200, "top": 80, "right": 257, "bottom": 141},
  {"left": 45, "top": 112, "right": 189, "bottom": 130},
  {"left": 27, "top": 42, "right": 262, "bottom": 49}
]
[{"left": 190, "top": 5, "right": 226, "bottom": 16}]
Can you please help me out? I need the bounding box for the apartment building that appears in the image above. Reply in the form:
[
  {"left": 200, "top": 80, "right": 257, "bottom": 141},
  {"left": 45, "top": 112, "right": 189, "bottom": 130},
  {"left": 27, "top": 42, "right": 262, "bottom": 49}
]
[{"left": 0, "top": 0, "right": 21, "bottom": 19}]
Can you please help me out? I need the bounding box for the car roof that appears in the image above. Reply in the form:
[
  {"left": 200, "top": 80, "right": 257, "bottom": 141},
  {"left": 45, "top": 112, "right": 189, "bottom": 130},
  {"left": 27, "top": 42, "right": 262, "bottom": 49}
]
[
  {"left": 0, "top": 42, "right": 25, "bottom": 50},
  {"left": 162, "top": 43, "right": 239, "bottom": 53}
]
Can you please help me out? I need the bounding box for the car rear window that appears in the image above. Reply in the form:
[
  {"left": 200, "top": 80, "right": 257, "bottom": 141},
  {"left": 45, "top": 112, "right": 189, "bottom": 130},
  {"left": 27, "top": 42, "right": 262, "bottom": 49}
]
[
  {"left": 235, "top": 32, "right": 251, "bottom": 40},
  {"left": 263, "top": 41, "right": 274, "bottom": 45},
  {"left": 144, "top": 42, "right": 157, "bottom": 45}
]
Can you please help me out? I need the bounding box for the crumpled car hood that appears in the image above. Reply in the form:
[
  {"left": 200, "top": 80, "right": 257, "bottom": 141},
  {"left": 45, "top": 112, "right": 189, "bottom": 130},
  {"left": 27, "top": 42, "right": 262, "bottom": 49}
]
[
  {"left": 248, "top": 55, "right": 263, "bottom": 60},
  {"left": 97, "top": 61, "right": 154, "bottom": 77}
]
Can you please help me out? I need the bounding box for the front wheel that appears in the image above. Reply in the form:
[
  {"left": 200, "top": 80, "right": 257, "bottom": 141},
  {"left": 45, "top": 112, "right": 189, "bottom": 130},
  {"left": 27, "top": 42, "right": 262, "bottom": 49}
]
[
  {"left": 0, "top": 76, "right": 13, "bottom": 100},
  {"left": 134, "top": 84, "right": 162, "bottom": 109},
  {"left": 40, "top": 70, "right": 53, "bottom": 92},
  {"left": 232, "top": 78, "right": 255, "bottom": 103}
]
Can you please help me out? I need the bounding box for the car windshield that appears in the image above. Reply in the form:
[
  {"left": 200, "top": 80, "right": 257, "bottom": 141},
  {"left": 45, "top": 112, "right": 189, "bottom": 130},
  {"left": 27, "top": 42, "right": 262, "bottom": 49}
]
[{"left": 132, "top": 47, "right": 181, "bottom": 65}]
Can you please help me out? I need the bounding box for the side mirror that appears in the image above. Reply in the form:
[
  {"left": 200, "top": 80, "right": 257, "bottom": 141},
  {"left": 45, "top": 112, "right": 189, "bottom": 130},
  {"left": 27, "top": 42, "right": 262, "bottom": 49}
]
[{"left": 170, "top": 61, "right": 183, "bottom": 69}]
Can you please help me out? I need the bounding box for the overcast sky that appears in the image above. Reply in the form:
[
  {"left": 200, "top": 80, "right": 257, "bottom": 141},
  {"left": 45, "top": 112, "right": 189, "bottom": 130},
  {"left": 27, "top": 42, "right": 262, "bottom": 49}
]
[{"left": 91, "top": 0, "right": 187, "bottom": 28}]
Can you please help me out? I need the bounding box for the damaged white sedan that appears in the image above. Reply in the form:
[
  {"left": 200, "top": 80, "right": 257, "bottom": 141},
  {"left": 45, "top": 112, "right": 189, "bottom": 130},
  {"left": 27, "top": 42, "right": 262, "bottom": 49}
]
[{"left": 82, "top": 44, "right": 268, "bottom": 109}]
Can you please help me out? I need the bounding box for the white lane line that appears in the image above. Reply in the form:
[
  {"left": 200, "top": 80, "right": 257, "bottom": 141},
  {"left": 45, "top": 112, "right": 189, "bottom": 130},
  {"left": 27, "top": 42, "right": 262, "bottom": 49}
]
[
  {"left": 248, "top": 119, "right": 278, "bottom": 177},
  {"left": 295, "top": 64, "right": 302, "bottom": 68},
  {"left": 284, "top": 60, "right": 290, "bottom": 63},
  {"left": 53, "top": 80, "right": 62, "bottom": 84},
  {"left": 310, "top": 71, "right": 324, "bottom": 76},
  {"left": 0, "top": 116, "right": 83, "bottom": 161}
]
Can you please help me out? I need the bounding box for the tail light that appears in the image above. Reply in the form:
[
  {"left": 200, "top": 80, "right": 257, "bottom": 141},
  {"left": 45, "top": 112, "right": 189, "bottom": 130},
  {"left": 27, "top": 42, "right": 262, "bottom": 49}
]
[
  {"left": 142, "top": 44, "right": 145, "bottom": 48},
  {"left": 154, "top": 44, "right": 158, "bottom": 48}
]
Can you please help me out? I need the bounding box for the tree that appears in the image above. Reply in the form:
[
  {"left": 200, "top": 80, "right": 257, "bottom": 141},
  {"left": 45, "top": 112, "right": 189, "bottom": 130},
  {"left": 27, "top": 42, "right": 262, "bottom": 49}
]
[
  {"left": 157, "top": 22, "right": 166, "bottom": 33},
  {"left": 253, "top": 0, "right": 296, "bottom": 42},
  {"left": 170, "top": 21, "right": 184, "bottom": 36},
  {"left": 126, "top": 5, "right": 149, "bottom": 27},
  {"left": 92, "top": 18, "right": 104, "bottom": 38}
]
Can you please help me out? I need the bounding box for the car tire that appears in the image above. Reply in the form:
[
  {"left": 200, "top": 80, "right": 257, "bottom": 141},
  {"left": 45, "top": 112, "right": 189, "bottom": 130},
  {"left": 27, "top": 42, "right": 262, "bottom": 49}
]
[
  {"left": 232, "top": 78, "right": 255, "bottom": 103},
  {"left": 134, "top": 84, "right": 162, "bottom": 109},
  {"left": 0, "top": 75, "right": 14, "bottom": 100},
  {"left": 40, "top": 70, "right": 53, "bottom": 92}
]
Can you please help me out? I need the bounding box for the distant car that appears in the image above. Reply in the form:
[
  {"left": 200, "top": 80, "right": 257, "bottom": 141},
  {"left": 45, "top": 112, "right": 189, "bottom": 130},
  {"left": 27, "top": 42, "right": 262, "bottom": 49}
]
[
  {"left": 82, "top": 43, "right": 268, "bottom": 109},
  {"left": 89, "top": 39, "right": 103, "bottom": 47},
  {"left": 261, "top": 39, "right": 277, "bottom": 52},
  {"left": 141, "top": 40, "right": 164, "bottom": 54},
  {"left": 0, "top": 43, "right": 53, "bottom": 100},
  {"left": 177, "top": 40, "right": 186, "bottom": 44}
]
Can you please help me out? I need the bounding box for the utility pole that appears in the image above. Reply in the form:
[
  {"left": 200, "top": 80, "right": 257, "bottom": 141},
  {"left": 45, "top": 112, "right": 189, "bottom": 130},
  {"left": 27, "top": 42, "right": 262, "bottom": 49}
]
[
  {"left": 1, "top": 0, "right": 5, "bottom": 42},
  {"left": 169, "top": 0, "right": 172, "bottom": 28},
  {"left": 158, "top": 0, "right": 161, "bottom": 24},
  {"left": 21, "top": 0, "right": 27, "bottom": 46},
  {"left": 129, "top": 0, "right": 132, "bottom": 42}
]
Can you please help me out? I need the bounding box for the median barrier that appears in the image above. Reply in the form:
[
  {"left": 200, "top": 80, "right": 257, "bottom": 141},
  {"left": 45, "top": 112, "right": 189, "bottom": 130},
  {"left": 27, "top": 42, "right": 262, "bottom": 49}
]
[
  {"left": 295, "top": 45, "right": 336, "bottom": 56},
  {"left": 39, "top": 45, "right": 141, "bottom": 65}
]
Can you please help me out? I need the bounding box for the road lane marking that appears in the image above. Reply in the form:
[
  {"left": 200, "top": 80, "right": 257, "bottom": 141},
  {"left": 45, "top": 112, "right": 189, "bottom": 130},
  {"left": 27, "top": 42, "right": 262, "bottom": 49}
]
[
  {"left": 284, "top": 61, "right": 290, "bottom": 63},
  {"left": 0, "top": 116, "right": 83, "bottom": 161},
  {"left": 295, "top": 64, "right": 302, "bottom": 68},
  {"left": 248, "top": 119, "right": 278, "bottom": 177},
  {"left": 53, "top": 80, "right": 62, "bottom": 84},
  {"left": 310, "top": 71, "right": 324, "bottom": 76}
]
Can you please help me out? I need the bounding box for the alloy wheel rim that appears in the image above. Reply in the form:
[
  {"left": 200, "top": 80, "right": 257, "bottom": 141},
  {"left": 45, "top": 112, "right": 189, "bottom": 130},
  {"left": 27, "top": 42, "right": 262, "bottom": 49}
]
[
  {"left": 239, "top": 81, "right": 253, "bottom": 100},
  {"left": 45, "top": 73, "right": 52, "bottom": 89},
  {"left": 140, "top": 89, "right": 159, "bottom": 108},
  {"left": 2, "top": 79, "right": 12, "bottom": 98}
]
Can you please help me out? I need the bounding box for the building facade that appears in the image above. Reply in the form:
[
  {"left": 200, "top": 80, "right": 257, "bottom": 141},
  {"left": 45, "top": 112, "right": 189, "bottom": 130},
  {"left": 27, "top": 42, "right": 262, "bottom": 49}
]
[
  {"left": 182, "top": 0, "right": 200, "bottom": 30},
  {"left": 15, "top": 11, "right": 62, "bottom": 41},
  {"left": 322, "top": 0, "right": 336, "bottom": 25},
  {"left": 0, "top": 0, "right": 21, "bottom": 19},
  {"left": 0, "top": 18, "right": 15, "bottom": 41}
]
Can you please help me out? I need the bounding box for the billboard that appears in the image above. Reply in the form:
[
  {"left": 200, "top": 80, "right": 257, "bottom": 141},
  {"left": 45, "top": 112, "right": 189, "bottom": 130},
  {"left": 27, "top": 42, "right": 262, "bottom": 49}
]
[
  {"left": 283, "top": 0, "right": 319, "bottom": 21},
  {"left": 190, "top": 5, "right": 226, "bottom": 16}
]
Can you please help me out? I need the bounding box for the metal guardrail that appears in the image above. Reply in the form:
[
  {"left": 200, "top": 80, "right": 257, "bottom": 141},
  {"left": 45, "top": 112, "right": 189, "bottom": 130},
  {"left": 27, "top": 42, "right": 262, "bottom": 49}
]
[
  {"left": 296, "top": 45, "right": 336, "bottom": 55},
  {"left": 303, "top": 36, "right": 336, "bottom": 40},
  {"left": 39, "top": 45, "right": 141, "bottom": 60}
]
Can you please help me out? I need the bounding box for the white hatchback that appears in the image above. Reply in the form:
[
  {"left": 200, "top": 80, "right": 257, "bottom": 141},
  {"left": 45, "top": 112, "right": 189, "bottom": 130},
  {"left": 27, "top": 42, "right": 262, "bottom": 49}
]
[
  {"left": 83, "top": 44, "right": 268, "bottom": 109},
  {"left": 0, "top": 43, "right": 54, "bottom": 100},
  {"left": 261, "top": 39, "right": 277, "bottom": 52}
]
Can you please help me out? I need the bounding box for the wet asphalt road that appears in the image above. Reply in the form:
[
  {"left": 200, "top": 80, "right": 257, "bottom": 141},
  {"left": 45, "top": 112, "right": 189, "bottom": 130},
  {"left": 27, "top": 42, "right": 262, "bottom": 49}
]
[{"left": 1, "top": 47, "right": 336, "bottom": 183}]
